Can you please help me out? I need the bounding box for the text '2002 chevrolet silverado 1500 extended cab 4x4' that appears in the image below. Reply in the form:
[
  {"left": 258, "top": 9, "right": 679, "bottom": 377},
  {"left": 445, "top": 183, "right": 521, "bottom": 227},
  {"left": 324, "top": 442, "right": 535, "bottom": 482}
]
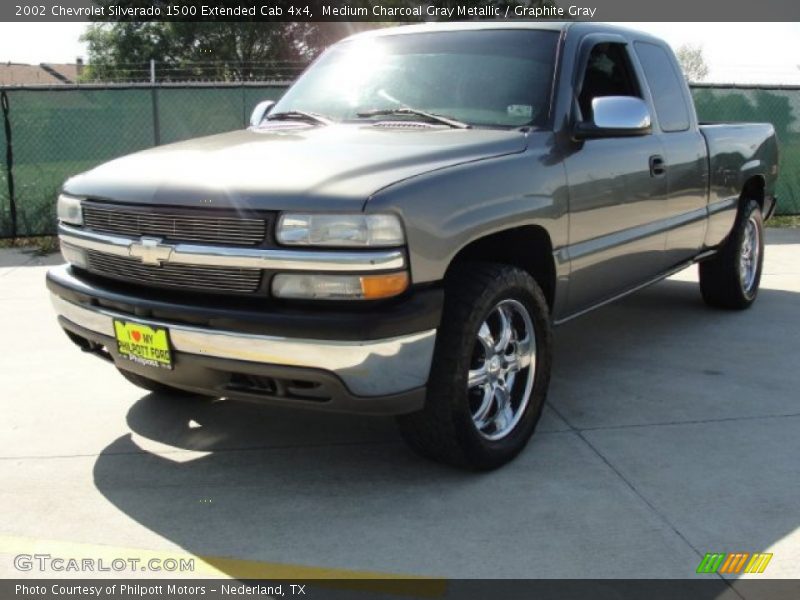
[{"left": 48, "top": 22, "right": 779, "bottom": 469}]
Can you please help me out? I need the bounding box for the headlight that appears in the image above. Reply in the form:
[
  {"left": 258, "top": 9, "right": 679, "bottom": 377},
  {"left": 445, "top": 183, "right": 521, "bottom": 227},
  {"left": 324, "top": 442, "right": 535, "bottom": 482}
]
[
  {"left": 277, "top": 213, "right": 404, "bottom": 247},
  {"left": 60, "top": 242, "right": 87, "bottom": 268},
  {"left": 57, "top": 194, "right": 83, "bottom": 225},
  {"left": 272, "top": 272, "right": 409, "bottom": 300}
]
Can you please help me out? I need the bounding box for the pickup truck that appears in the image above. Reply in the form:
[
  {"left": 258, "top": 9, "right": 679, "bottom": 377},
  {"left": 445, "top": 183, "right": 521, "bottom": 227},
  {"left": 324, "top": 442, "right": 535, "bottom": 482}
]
[{"left": 47, "top": 22, "right": 779, "bottom": 469}]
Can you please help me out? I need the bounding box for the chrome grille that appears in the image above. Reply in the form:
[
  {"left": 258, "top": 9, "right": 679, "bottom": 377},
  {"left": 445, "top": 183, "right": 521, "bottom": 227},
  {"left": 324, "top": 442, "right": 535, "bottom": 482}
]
[
  {"left": 85, "top": 250, "right": 262, "bottom": 293},
  {"left": 83, "top": 205, "right": 266, "bottom": 246}
]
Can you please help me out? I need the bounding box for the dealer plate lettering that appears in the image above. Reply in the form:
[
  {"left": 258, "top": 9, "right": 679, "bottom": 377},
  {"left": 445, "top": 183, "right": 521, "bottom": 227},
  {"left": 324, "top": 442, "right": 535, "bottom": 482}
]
[{"left": 113, "top": 320, "right": 172, "bottom": 370}]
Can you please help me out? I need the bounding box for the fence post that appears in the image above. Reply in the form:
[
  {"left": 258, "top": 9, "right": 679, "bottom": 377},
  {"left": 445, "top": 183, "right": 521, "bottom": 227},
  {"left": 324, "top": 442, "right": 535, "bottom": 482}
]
[
  {"left": 242, "top": 83, "right": 247, "bottom": 127},
  {"left": 150, "top": 60, "right": 161, "bottom": 146},
  {"left": 1, "top": 91, "right": 16, "bottom": 238}
]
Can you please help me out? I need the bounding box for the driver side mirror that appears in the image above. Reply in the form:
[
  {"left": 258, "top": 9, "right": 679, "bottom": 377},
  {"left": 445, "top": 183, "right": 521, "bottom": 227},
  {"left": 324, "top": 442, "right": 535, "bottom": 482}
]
[
  {"left": 249, "top": 100, "right": 276, "bottom": 128},
  {"left": 574, "top": 96, "right": 652, "bottom": 140}
]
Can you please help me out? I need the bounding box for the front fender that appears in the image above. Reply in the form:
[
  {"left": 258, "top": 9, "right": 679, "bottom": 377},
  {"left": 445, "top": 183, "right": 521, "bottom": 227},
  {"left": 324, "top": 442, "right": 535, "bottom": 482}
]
[{"left": 366, "top": 134, "right": 569, "bottom": 290}]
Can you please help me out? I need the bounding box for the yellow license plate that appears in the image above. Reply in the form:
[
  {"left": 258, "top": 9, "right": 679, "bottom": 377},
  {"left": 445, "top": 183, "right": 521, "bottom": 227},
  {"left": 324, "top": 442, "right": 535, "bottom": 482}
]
[{"left": 113, "top": 320, "right": 172, "bottom": 370}]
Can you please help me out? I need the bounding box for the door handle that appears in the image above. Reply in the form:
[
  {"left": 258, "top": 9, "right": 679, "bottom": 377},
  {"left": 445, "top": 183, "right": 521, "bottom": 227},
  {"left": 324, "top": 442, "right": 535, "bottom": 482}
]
[{"left": 649, "top": 155, "right": 666, "bottom": 177}]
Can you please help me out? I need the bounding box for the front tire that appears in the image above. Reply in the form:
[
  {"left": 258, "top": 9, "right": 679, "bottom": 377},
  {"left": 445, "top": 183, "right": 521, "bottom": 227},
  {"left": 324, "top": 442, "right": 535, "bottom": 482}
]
[
  {"left": 397, "top": 263, "right": 553, "bottom": 470},
  {"left": 699, "top": 199, "right": 764, "bottom": 309}
]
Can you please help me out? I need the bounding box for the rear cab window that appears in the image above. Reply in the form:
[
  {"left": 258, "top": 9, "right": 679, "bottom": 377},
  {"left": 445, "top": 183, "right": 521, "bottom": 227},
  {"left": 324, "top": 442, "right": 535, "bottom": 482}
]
[{"left": 634, "top": 42, "right": 691, "bottom": 132}]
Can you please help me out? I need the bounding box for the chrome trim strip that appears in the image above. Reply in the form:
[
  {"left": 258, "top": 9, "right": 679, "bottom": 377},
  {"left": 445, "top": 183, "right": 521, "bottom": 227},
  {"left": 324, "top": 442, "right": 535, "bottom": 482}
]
[
  {"left": 50, "top": 294, "right": 435, "bottom": 396},
  {"left": 58, "top": 224, "right": 406, "bottom": 272},
  {"left": 708, "top": 196, "right": 738, "bottom": 215},
  {"left": 566, "top": 207, "right": 711, "bottom": 262}
]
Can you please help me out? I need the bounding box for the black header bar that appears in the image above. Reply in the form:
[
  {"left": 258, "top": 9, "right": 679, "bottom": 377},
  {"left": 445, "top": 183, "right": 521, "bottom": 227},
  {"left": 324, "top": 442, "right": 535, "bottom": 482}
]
[{"left": 3, "top": 0, "right": 799, "bottom": 22}]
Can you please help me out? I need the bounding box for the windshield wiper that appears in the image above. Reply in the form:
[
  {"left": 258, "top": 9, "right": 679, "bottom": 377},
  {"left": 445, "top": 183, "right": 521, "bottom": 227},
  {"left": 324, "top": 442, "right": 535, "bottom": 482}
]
[
  {"left": 266, "top": 110, "right": 333, "bottom": 126},
  {"left": 356, "top": 107, "right": 470, "bottom": 129}
]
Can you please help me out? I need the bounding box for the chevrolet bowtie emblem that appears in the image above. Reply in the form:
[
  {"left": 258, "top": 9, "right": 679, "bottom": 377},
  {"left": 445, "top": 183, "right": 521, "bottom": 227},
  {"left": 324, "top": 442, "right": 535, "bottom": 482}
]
[{"left": 128, "top": 237, "right": 173, "bottom": 266}]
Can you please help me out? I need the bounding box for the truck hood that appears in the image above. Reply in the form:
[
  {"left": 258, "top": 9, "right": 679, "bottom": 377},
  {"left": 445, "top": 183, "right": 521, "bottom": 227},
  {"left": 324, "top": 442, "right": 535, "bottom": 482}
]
[{"left": 64, "top": 124, "right": 529, "bottom": 212}]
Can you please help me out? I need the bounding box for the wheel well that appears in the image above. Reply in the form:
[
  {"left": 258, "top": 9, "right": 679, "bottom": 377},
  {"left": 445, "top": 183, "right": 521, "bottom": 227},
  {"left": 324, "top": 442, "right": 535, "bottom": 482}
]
[
  {"left": 741, "top": 176, "right": 766, "bottom": 211},
  {"left": 447, "top": 226, "right": 556, "bottom": 309}
]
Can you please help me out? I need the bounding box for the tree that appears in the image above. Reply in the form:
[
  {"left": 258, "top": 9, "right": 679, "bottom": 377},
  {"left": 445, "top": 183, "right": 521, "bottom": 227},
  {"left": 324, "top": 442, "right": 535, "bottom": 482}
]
[
  {"left": 81, "top": 0, "right": 554, "bottom": 81},
  {"left": 80, "top": 0, "right": 556, "bottom": 82},
  {"left": 676, "top": 44, "right": 709, "bottom": 82},
  {"left": 80, "top": 21, "right": 380, "bottom": 82}
]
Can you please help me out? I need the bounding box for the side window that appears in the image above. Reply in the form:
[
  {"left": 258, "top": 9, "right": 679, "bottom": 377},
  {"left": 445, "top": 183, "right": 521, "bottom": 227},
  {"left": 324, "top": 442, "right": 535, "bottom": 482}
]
[
  {"left": 578, "top": 43, "right": 640, "bottom": 122},
  {"left": 634, "top": 42, "right": 690, "bottom": 132}
]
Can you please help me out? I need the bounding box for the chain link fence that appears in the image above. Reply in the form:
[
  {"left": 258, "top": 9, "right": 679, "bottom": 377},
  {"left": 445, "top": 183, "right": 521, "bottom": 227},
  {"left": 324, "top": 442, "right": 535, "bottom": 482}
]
[
  {"left": 1, "top": 83, "right": 798, "bottom": 238},
  {"left": 0, "top": 83, "right": 287, "bottom": 237}
]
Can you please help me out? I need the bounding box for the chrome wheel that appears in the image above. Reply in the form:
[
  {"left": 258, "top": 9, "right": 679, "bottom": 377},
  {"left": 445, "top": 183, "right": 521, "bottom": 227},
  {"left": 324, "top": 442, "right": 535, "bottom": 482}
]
[
  {"left": 467, "top": 299, "right": 536, "bottom": 441},
  {"left": 740, "top": 214, "right": 760, "bottom": 294}
]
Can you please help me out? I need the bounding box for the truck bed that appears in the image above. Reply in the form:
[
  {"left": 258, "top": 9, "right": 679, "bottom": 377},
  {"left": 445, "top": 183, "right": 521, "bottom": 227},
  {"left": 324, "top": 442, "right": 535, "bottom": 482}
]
[{"left": 700, "top": 122, "right": 779, "bottom": 219}]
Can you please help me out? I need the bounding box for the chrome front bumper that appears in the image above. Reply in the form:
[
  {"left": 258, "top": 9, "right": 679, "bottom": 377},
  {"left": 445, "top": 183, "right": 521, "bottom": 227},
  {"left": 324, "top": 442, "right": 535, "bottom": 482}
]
[{"left": 50, "top": 294, "right": 436, "bottom": 398}]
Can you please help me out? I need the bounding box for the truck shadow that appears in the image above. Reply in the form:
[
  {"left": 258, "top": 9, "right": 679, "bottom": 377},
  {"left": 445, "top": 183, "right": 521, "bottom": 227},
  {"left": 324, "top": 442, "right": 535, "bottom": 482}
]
[{"left": 91, "top": 275, "right": 800, "bottom": 585}]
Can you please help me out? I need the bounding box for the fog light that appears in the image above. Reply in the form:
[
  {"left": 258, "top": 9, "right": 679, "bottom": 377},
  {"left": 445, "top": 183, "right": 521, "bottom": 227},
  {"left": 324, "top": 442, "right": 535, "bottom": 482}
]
[
  {"left": 60, "top": 242, "right": 87, "bottom": 268},
  {"left": 272, "top": 272, "right": 409, "bottom": 300}
]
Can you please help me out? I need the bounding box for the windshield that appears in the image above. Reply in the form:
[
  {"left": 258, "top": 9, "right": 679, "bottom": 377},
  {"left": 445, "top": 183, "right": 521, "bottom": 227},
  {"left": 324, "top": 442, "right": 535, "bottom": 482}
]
[{"left": 271, "top": 29, "right": 560, "bottom": 129}]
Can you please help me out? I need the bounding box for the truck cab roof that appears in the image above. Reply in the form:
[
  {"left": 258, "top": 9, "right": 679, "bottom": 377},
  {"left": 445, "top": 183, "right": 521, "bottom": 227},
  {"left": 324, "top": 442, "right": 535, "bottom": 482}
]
[{"left": 344, "top": 21, "right": 666, "bottom": 47}]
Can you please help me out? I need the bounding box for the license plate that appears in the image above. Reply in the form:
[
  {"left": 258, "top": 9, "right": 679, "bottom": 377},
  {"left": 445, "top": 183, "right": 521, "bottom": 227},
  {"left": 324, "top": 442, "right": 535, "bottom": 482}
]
[{"left": 113, "top": 320, "right": 173, "bottom": 370}]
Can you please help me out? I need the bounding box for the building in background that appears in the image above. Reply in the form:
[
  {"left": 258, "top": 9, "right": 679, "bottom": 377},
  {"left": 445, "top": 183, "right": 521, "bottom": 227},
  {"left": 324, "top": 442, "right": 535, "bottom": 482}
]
[{"left": 0, "top": 59, "right": 83, "bottom": 85}]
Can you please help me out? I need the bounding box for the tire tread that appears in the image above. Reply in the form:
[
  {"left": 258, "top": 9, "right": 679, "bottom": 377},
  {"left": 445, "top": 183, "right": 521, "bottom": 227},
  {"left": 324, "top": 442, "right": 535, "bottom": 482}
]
[
  {"left": 397, "top": 262, "right": 552, "bottom": 470},
  {"left": 699, "top": 199, "right": 763, "bottom": 310}
]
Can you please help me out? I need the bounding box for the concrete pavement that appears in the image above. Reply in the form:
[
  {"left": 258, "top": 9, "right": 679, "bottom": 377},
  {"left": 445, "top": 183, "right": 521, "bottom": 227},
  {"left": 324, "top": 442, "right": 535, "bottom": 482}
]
[{"left": 1, "top": 230, "right": 798, "bottom": 580}]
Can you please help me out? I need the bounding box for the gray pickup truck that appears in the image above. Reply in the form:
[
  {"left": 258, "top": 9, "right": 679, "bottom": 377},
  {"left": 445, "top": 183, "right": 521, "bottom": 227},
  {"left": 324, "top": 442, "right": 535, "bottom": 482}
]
[{"left": 47, "top": 22, "right": 779, "bottom": 469}]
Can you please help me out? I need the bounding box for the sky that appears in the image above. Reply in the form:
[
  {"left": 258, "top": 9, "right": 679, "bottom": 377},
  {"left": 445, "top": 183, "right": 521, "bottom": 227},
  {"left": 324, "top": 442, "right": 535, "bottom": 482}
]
[
  {"left": 1, "top": 21, "right": 799, "bottom": 85},
  {"left": 0, "top": 22, "right": 88, "bottom": 64},
  {"left": 613, "top": 22, "right": 800, "bottom": 85}
]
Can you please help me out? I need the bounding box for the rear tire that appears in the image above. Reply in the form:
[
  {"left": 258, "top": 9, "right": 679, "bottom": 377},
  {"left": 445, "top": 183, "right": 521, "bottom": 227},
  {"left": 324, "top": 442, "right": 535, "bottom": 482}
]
[
  {"left": 396, "top": 262, "right": 553, "bottom": 470},
  {"left": 117, "top": 368, "right": 213, "bottom": 399},
  {"left": 699, "top": 199, "right": 764, "bottom": 309}
]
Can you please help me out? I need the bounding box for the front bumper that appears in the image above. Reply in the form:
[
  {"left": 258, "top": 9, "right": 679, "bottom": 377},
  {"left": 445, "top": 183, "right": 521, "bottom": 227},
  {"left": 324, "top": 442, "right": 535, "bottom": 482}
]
[{"left": 47, "top": 265, "right": 441, "bottom": 414}]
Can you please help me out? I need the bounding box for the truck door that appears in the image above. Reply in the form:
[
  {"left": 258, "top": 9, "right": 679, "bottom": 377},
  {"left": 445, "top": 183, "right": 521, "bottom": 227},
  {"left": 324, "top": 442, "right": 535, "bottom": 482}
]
[
  {"left": 563, "top": 39, "right": 669, "bottom": 314},
  {"left": 632, "top": 41, "right": 709, "bottom": 266}
]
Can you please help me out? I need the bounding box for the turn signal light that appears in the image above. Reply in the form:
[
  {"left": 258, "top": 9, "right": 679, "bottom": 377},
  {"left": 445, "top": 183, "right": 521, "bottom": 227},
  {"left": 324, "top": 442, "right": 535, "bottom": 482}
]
[
  {"left": 360, "top": 272, "right": 410, "bottom": 299},
  {"left": 272, "top": 271, "right": 409, "bottom": 300}
]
